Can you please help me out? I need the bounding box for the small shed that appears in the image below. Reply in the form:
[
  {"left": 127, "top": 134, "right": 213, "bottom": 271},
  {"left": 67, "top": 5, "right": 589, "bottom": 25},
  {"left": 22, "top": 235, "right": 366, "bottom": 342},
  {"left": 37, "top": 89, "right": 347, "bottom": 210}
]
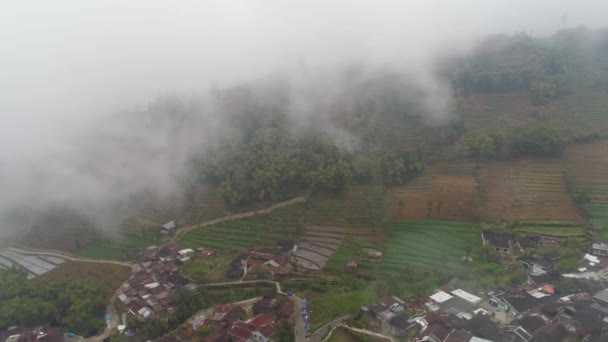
[{"left": 160, "top": 221, "right": 177, "bottom": 234}]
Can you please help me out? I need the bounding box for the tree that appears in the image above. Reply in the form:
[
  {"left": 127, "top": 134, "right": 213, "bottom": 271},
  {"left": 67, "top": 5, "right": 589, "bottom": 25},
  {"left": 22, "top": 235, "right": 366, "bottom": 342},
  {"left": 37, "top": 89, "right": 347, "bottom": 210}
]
[
  {"left": 464, "top": 133, "right": 496, "bottom": 160},
  {"left": 274, "top": 320, "right": 295, "bottom": 342}
]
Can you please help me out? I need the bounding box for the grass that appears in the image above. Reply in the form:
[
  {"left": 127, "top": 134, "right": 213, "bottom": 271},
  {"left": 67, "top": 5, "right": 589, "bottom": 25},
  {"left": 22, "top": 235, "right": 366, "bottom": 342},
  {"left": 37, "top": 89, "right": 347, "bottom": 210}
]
[
  {"left": 309, "top": 290, "right": 375, "bottom": 331},
  {"left": 379, "top": 221, "right": 482, "bottom": 277},
  {"left": 586, "top": 203, "right": 608, "bottom": 230},
  {"left": 513, "top": 225, "right": 586, "bottom": 237},
  {"left": 324, "top": 236, "right": 382, "bottom": 273},
  {"left": 77, "top": 234, "right": 156, "bottom": 260},
  {"left": 36, "top": 260, "right": 131, "bottom": 294},
  {"left": 326, "top": 327, "right": 390, "bottom": 342},
  {"left": 201, "top": 283, "right": 276, "bottom": 304}
]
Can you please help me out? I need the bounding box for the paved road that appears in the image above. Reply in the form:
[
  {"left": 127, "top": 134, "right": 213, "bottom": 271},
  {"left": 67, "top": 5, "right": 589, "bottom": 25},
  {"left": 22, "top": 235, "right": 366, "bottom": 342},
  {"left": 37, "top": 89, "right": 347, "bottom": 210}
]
[{"left": 172, "top": 195, "right": 308, "bottom": 241}]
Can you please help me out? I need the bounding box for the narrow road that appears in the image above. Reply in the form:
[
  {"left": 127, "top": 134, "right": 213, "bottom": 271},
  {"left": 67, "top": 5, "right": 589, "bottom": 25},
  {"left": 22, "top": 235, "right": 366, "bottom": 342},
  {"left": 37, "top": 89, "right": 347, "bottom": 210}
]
[
  {"left": 7, "top": 247, "right": 135, "bottom": 268},
  {"left": 341, "top": 326, "right": 394, "bottom": 342},
  {"left": 199, "top": 279, "right": 285, "bottom": 294},
  {"left": 294, "top": 296, "right": 307, "bottom": 342},
  {"left": 87, "top": 296, "right": 120, "bottom": 342},
  {"left": 172, "top": 195, "right": 308, "bottom": 241}
]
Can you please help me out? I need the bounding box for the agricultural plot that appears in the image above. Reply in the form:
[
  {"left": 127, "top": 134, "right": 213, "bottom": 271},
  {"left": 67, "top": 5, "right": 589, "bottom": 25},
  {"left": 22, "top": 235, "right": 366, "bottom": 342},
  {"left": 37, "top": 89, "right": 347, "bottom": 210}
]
[
  {"left": 177, "top": 186, "right": 387, "bottom": 253},
  {"left": 0, "top": 248, "right": 65, "bottom": 279},
  {"left": 324, "top": 236, "right": 383, "bottom": 274},
  {"left": 178, "top": 219, "right": 299, "bottom": 252},
  {"left": 461, "top": 91, "right": 540, "bottom": 134},
  {"left": 543, "top": 90, "right": 608, "bottom": 139},
  {"left": 294, "top": 226, "right": 344, "bottom": 271},
  {"left": 379, "top": 221, "right": 482, "bottom": 277},
  {"left": 178, "top": 184, "right": 231, "bottom": 226},
  {"left": 479, "top": 158, "right": 585, "bottom": 224},
  {"left": 77, "top": 206, "right": 175, "bottom": 260},
  {"left": 38, "top": 260, "right": 131, "bottom": 294},
  {"left": 513, "top": 225, "right": 586, "bottom": 237},
  {"left": 389, "top": 160, "right": 478, "bottom": 222},
  {"left": 563, "top": 140, "right": 608, "bottom": 229},
  {"left": 308, "top": 290, "right": 375, "bottom": 331}
]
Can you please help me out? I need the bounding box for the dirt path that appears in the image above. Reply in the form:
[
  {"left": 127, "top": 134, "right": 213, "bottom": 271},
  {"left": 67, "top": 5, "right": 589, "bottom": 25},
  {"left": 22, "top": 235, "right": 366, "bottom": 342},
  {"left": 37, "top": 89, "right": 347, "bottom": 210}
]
[
  {"left": 6, "top": 247, "right": 135, "bottom": 269},
  {"left": 321, "top": 324, "right": 394, "bottom": 342},
  {"left": 172, "top": 195, "right": 308, "bottom": 241},
  {"left": 199, "top": 279, "right": 285, "bottom": 294}
]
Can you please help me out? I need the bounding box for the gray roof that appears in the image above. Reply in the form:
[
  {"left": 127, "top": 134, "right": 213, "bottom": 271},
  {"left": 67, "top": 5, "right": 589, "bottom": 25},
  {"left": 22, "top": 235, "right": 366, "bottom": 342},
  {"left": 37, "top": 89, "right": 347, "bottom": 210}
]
[
  {"left": 593, "top": 289, "right": 608, "bottom": 304},
  {"left": 162, "top": 221, "right": 176, "bottom": 230}
]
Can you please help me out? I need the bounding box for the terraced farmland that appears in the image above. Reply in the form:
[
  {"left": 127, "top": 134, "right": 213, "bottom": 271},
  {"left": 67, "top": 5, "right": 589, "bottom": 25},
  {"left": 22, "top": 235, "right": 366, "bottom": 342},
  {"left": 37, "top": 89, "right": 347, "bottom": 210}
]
[
  {"left": 179, "top": 184, "right": 231, "bottom": 226},
  {"left": 177, "top": 218, "right": 299, "bottom": 251},
  {"left": 461, "top": 90, "right": 608, "bottom": 140},
  {"left": 389, "top": 160, "right": 478, "bottom": 221},
  {"left": 177, "top": 186, "right": 387, "bottom": 253},
  {"left": 563, "top": 140, "right": 608, "bottom": 229},
  {"left": 461, "top": 91, "right": 540, "bottom": 134},
  {"left": 543, "top": 90, "right": 608, "bottom": 139},
  {"left": 294, "top": 226, "right": 344, "bottom": 270},
  {"left": 379, "top": 221, "right": 482, "bottom": 276},
  {"left": 479, "top": 158, "right": 585, "bottom": 224}
]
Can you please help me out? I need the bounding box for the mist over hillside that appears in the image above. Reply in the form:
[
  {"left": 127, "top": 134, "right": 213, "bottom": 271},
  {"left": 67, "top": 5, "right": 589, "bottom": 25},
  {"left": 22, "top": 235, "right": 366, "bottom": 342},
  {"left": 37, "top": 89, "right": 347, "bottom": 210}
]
[{"left": 1, "top": 0, "right": 607, "bottom": 240}]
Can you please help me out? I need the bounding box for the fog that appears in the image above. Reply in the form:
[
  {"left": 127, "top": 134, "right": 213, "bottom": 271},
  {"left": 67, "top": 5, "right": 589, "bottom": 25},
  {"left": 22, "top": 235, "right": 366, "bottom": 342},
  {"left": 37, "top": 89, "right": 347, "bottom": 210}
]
[{"left": 0, "top": 0, "right": 606, "bottom": 237}]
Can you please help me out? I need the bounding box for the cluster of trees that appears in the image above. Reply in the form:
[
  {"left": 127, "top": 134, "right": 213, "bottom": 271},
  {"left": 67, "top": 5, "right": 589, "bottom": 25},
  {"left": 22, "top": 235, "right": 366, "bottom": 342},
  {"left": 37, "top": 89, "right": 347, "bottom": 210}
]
[
  {"left": 464, "top": 126, "right": 564, "bottom": 160},
  {"left": 0, "top": 268, "right": 106, "bottom": 337},
  {"left": 199, "top": 125, "right": 425, "bottom": 208}
]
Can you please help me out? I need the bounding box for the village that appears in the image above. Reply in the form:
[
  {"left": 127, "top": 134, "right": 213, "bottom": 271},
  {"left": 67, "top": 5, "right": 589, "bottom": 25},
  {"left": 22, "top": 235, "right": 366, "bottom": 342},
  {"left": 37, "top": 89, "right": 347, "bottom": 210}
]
[{"left": 348, "top": 232, "right": 608, "bottom": 342}]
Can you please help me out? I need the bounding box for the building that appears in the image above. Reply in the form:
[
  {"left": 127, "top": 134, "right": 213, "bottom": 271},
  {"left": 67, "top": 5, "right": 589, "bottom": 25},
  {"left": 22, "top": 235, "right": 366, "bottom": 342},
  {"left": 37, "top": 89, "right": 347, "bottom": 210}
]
[
  {"left": 481, "top": 231, "right": 518, "bottom": 253},
  {"left": 592, "top": 243, "right": 608, "bottom": 257},
  {"left": 160, "top": 221, "right": 176, "bottom": 235}
]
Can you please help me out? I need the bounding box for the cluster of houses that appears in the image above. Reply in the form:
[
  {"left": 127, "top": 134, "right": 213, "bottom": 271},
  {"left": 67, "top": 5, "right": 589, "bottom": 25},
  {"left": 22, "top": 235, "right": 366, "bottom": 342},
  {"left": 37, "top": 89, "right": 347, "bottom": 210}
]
[
  {"left": 481, "top": 231, "right": 559, "bottom": 255},
  {"left": 226, "top": 242, "right": 296, "bottom": 280},
  {"left": 363, "top": 279, "right": 608, "bottom": 341},
  {"left": 1, "top": 327, "right": 64, "bottom": 342},
  {"left": 359, "top": 231, "right": 608, "bottom": 341},
  {"left": 184, "top": 292, "right": 295, "bottom": 342},
  {"left": 115, "top": 243, "right": 196, "bottom": 320}
]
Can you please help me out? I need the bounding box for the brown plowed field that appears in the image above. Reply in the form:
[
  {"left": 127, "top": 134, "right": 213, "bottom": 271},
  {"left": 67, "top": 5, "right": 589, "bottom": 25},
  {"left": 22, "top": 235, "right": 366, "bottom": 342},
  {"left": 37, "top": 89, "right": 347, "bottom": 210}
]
[
  {"left": 389, "top": 160, "right": 479, "bottom": 221},
  {"left": 563, "top": 140, "right": 608, "bottom": 191},
  {"left": 479, "top": 158, "right": 585, "bottom": 224},
  {"left": 37, "top": 260, "right": 131, "bottom": 294}
]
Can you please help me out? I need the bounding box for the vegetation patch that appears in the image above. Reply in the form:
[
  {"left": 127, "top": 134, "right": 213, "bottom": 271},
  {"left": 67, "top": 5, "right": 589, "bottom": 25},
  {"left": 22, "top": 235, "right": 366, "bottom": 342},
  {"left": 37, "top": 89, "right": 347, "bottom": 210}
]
[
  {"left": 37, "top": 260, "right": 131, "bottom": 294},
  {"left": 309, "top": 290, "right": 375, "bottom": 331},
  {"left": 380, "top": 221, "right": 482, "bottom": 277},
  {"left": 563, "top": 140, "right": 608, "bottom": 230},
  {"left": 513, "top": 225, "right": 586, "bottom": 237}
]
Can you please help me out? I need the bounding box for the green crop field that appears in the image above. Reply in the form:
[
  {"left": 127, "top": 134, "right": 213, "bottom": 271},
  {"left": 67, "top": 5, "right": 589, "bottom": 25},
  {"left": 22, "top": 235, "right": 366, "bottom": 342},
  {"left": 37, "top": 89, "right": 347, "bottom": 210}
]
[
  {"left": 177, "top": 186, "right": 388, "bottom": 251},
  {"left": 513, "top": 225, "right": 586, "bottom": 237},
  {"left": 77, "top": 234, "right": 155, "bottom": 260},
  {"left": 177, "top": 219, "right": 299, "bottom": 251},
  {"left": 379, "top": 221, "right": 482, "bottom": 276},
  {"left": 308, "top": 290, "right": 375, "bottom": 331}
]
